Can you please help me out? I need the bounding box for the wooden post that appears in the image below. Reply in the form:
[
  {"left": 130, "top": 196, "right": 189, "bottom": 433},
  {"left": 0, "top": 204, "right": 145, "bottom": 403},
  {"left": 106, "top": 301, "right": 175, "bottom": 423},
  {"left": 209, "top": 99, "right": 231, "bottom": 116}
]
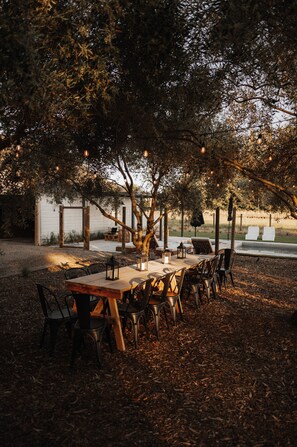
[
  {"left": 269, "top": 213, "right": 272, "bottom": 227},
  {"left": 231, "top": 207, "right": 237, "bottom": 250},
  {"left": 181, "top": 206, "right": 184, "bottom": 237},
  {"left": 159, "top": 206, "right": 163, "bottom": 241},
  {"left": 34, "top": 198, "right": 41, "bottom": 246},
  {"left": 164, "top": 208, "right": 168, "bottom": 249},
  {"left": 122, "top": 206, "right": 126, "bottom": 252},
  {"left": 59, "top": 205, "right": 64, "bottom": 248},
  {"left": 83, "top": 206, "right": 90, "bottom": 250},
  {"left": 239, "top": 213, "right": 243, "bottom": 231},
  {"left": 212, "top": 212, "right": 215, "bottom": 229},
  {"left": 215, "top": 207, "right": 220, "bottom": 254}
]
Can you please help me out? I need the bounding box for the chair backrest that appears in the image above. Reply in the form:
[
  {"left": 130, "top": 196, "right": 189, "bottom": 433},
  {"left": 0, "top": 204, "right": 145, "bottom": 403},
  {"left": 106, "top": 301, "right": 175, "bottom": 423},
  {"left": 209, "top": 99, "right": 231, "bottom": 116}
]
[
  {"left": 64, "top": 267, "right": 87, "bottom": 280},
  {"left": 152, "top": 272, "right": 172, "bottom": 300},
  {"left": 132, "top": 278, "right": 154, "bottom": 311},
  {"left": 111, "top": 227, "right": 118, "bottom": 234},
  {"left": 170, "top": 268, "right": 186, "bottom": 295},
  {"left": 36, "top": 283, "right": 64, "bottom": 319},
  {"left": 262, "top": 226, "right": 275, "bottom": 241},
  {"left": 205, "top": 255, "right": 220, "bottom": 279},
  {"left": 246, "top": 225, "right": 260, "bottom": 239},
  {"left": 86, "top": 263, "right": 101, "bottom": 275},
  {"left": 191, "top": 238, "right": 213, "bottom": 254}
]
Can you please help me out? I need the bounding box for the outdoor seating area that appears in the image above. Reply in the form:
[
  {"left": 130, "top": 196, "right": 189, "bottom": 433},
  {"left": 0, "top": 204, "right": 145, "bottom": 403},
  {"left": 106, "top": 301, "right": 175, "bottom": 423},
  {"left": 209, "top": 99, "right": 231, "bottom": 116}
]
[
  {"left": 1, "top": 2, "right": 297, "bottom": 444},
  {"left": 1, "top": 248, "right": 296, "bottom": 446},
  {"left": 64, "top": 252, "right": 219, "bottom": 354}
]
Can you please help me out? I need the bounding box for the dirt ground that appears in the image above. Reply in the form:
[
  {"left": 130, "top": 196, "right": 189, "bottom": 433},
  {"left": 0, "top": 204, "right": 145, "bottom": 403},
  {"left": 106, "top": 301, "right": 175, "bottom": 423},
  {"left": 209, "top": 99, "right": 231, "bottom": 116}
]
[{"left": 0, "top": 245, "right": 296, "bottom": 446}]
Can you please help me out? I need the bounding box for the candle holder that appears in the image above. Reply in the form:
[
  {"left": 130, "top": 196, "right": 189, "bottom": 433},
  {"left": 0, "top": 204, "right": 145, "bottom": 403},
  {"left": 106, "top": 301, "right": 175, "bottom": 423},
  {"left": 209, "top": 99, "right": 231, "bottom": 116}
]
[
  {"left": 177, "top": 242, "right": 187, "bottom": 259},
  {"left": 162, "top": 248, "right": 172, "bottom": 264},
  {"left": 105, "top": 255, "right": 119, "bottom": 280},
  {"left": 136, "top": 253, "right": 148, "bottom": 271}
]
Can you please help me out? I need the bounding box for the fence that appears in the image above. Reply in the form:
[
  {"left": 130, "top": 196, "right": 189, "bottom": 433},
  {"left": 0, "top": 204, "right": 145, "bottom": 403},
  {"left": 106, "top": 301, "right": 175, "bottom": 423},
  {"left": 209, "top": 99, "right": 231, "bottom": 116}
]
[{"left": 169, "top": 210, "right": 296, "bottom": 234}]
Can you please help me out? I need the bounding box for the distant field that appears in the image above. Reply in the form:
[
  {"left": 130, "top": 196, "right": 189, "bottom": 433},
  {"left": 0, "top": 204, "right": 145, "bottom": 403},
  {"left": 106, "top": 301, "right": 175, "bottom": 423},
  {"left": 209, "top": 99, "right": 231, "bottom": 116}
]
[{"left": 167, "top": 210, "right": 297, "bottom": 244}]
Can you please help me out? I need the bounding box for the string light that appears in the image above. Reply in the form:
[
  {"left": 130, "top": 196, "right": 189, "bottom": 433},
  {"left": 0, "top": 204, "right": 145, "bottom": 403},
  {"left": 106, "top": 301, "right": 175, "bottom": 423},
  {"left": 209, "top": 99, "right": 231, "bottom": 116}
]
[
  {"left": 55, "top": 165, "right": 60, "bottom": 172},
  {"left": 143, "top": 149, "right": 149, "bottom": 158},
  {"left": 83, "top": 149, "right": 89, "bottom": 158},
  {"left": 268, "top": 155, "right": 273, "bottom": 161},
  {"left": 200, "top": 143, "right": 206, "bottom": 154},
  {"left": 257, "top": 133, "right": 262, "bottom": 145}
]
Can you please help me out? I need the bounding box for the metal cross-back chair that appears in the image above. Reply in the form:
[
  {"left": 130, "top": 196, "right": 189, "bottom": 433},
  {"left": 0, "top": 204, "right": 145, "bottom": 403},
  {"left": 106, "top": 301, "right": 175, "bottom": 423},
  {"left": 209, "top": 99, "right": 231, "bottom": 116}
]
[
  {"left": 147, "top": 272, "right": 172, "bottom": 340},
  {"left": 201, "top": 255, "right": 221, "bottom": 301},
  {"left": 217, "top": 248, "right": 236, "bottom": 288},
  {"left": 36, "top": 283, "right": 76, "bottom": 355},
  {"left": 117, "top": 278, "right": 154, "bottom": 348},
  {"left": 70, "top": 292, "right": 114, "bottom": 369},
  {"left": 183, "top": 260, "right": 208, "bottom": 308},
  {"left": 165, "top": 268, "right": 186, "bottom": 323}
]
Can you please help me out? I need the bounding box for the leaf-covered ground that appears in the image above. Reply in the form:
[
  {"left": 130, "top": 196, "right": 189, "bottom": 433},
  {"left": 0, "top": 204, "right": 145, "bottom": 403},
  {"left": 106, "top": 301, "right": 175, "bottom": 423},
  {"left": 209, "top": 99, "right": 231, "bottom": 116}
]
[{"left": 0, "top": 254, "right": 296, "bottom": 446}]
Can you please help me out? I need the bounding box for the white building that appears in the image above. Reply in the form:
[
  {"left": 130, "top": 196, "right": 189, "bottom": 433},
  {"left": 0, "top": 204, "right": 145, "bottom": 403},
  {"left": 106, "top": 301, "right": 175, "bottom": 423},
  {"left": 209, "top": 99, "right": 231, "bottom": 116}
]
[{"left": 35, "top": 194, "right": 159, "bottom": 246}]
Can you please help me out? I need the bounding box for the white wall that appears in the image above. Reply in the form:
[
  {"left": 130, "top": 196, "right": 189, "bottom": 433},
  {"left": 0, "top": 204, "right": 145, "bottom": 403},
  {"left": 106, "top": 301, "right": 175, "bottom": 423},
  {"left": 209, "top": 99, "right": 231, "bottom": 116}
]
[{"left": 37, "top": 195, "right": 140, "bottom": 245}]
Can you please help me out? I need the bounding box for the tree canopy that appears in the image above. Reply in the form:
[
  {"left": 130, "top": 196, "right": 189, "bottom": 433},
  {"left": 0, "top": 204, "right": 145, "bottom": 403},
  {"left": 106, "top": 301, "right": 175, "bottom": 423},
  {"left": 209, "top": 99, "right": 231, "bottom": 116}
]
[{"left": 0, "top": 0, "right": 296, "bottom": 249}]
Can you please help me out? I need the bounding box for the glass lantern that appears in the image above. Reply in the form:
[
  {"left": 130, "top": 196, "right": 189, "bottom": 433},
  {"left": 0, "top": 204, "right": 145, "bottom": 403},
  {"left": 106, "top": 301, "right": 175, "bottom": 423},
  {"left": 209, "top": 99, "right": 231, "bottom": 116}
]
[
  {"left": 105, "top": 255, "right": 119, "bottom": 280},
  {"left": 136, "top": 253, "right": 148, "bottom": 271},
  {"left": 177, "top": 242, "right": 187, "bottom": 259},
  {"left": 162, "top": 247, "right": 172, "bottom": 264}
]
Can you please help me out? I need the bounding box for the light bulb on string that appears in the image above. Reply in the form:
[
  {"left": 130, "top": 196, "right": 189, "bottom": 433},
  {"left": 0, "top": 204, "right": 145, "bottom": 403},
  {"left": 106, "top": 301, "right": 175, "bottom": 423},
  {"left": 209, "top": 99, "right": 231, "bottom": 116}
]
[
  {"left": 200, "top": 143, "right": 206, "bottom": 154},
  {"left": 55, "top": 165, "right": 60, "bottom": 172},
  {"left": 268, "top": 155, "right": 272, "bottom": 161},
  {"left": 143, "top": 149, "right": 149, "bottom": 158},
  {"left": 84, "top": 149, "right": 89, "bottom": 158},
  {"left": 257, "top": 133, "right": 262, "bottom": 145}
]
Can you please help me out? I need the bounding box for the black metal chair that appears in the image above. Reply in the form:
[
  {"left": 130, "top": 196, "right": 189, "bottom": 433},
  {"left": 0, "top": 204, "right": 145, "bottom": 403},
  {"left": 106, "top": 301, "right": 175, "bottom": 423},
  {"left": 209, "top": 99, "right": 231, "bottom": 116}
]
[
  {"left": 117, "top": 278, "right": 154, "bottom": 348},
  {"left": 36, "top": 283, "right": 76, "bottom": 355},
  {"left": 70, "top": 293, "right": 114, "bottom": 369},
  {"left": 165, "top": 268, "right": 186, "bottom": 323},
  {"left": 201, "top": 255, "right": 220, "bottom": 301},
  {"left": 183, "top": 260, "right": 207, "bottom": 308},
  {"left": 148, "top": 272, "right": 171, "bottom": 340},
  {"left": 217, "top": 249, "right": 236, "bottom": 288}
]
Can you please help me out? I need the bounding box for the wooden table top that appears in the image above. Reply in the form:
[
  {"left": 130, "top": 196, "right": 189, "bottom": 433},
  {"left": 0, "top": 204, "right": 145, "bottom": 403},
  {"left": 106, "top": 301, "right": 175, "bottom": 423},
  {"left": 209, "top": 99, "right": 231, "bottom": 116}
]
[{"left": 65, "top": 254, "right": 213, "bottom": 299}]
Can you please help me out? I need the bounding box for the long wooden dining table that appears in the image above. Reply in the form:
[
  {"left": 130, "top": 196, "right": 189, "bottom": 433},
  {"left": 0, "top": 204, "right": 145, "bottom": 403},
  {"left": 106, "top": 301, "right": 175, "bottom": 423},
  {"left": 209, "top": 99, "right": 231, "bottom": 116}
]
[{"left": 65, "top": 254, "right": 214, "bottom": 351}]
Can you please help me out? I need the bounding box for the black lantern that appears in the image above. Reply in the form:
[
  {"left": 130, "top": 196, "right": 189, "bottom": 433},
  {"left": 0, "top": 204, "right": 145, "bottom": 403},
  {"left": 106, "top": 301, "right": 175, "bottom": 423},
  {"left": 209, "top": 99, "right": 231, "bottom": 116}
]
[
  {"left": 162, "top": 247, "right": 172, "bottom": 264},
  {"left": 105, "top": 255, "right": 119, "bottom": 280},
  {"left": 137, "top": 252, "right": 148, "bottom": 271},
  {"left": 177, "top": 242, "right": 187, "bottom": 259}
]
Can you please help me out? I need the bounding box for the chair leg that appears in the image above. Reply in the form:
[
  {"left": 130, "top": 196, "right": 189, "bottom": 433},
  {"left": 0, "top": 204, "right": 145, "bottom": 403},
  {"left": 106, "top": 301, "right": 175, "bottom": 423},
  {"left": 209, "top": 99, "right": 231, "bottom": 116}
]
[
  {"left": 132, "top": 321, "right": 139, "bottom": 349},
  {"left": 177, "top": 297, "right": 183, "bottom": 321},
  {"left": 167, "top": 298, "right": 177, "bottom": 324},
  {"left": 229, "top": 272, "right": 235, "bottom": 287}
]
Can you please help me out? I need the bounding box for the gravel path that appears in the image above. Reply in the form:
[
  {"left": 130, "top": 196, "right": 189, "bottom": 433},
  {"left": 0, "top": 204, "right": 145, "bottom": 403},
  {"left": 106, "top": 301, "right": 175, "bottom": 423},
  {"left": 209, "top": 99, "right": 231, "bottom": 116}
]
[{"left": 0, "top": 239, "right": 112, "bottom": 277}]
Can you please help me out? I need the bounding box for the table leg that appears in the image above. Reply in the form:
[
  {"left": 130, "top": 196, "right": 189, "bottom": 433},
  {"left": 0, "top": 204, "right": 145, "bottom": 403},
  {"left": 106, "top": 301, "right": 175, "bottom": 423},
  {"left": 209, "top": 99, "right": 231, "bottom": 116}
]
[{"left": 108, "top": 298, "right": 126, "bottom": 352}]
